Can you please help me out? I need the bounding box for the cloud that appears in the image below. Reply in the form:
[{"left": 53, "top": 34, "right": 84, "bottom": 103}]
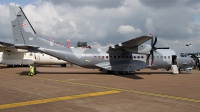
[
  {"left": 41, "top": 0, "right": 124, "bottom": 8},
  {"left": 0, "top": 0, "right": 200, "bottom": 52},
  {"left": 118, "top": 25, "right": 142, "bottom": 34},
  {"left": 90, "top": 42, "right": 102, "bottom": 48},
  {"left": 139, "top": 0, "right": 178, "bottom": 9},
  {"left": 69, "top": 21, "right": 77, "bottom": 30},
  {"left": 145, "top": 18, "right": 155, "bottom": 33},
  {"left": 0, "top": 4, "right": 12, "bottom": 43}
]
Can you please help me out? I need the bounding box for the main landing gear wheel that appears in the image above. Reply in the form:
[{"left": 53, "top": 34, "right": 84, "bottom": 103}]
[
  {"left": 122, "top": 71, "right": 128, "bottom": 75},
  {"left": 114, "top": 71, "right": 120, "bottom": 75},
  {"left": 114, "top": 71, "right": 128, "bottom": 75}
]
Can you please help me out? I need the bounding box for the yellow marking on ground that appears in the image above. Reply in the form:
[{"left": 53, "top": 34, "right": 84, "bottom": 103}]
[
  {"left": 0, "top": 90, "right": 120, "bottom": 109},
  {"left": 32, "top": 76, "right": 200, "bottom": 103},
  {"left": 1, "top": 72, "right": 200, "bottom": 103}
]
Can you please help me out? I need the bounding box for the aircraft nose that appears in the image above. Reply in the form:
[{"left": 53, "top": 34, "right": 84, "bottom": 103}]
[{"left": 190, "top": 59, "right": 195, "bottom": 66}]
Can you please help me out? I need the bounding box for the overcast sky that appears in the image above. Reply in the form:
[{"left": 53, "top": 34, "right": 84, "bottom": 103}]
[{"left": 0, "top": 0, "right": 200, "bottom": 53}]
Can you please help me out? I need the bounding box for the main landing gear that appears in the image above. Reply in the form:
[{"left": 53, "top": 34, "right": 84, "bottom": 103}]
[
  {"left": 114, "top": 71, "right": 128, "bottom": 75},
  {"left": 99, "top": 69, "right": 128, "bottom": 75}
]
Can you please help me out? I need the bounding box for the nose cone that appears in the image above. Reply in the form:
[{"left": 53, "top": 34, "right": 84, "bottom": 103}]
[
  {"left": 178, "top": 56, "right": 195, "bottom": 68},
  {"left": 187, "top": 57, "right": 195, "bottom": 66}
]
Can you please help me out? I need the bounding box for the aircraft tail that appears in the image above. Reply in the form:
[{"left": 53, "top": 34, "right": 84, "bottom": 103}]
[
  {"left": 9, "top": 5, "right": 60, "bottom": 48},
  {"left": 9, "top": 5, "right": 38, "bottom": 47}
]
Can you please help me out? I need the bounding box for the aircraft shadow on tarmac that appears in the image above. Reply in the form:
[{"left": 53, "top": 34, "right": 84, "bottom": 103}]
[
  {"left": 18, "top": 71, "right": 145, "bottom": 79},
  {"left": 17, "top": 70, "right": 190, "bottom": 80}
]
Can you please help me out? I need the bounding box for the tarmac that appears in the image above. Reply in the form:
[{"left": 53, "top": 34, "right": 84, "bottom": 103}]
[{"left": 0, "top": 65, "right": 200, "bottom": 112}]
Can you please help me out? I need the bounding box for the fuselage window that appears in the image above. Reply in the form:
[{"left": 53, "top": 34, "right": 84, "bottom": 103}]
[
  {"left": 133, "top": 56, "right": 136, "bottom": 59},
  {"left": 118, "top": 56, "right": 120, "bottom": 58},
  {"left": 164, "top": 56, "right": 166, "bottom": 59},
  {"left": 106, "top": 56, "right": 109, "bottom": 59},
  {"left": 42, "top": 53, "right": 44, "bottom": 56},
  {"left": 94, "top": 56, "right": 97, "bottom": 59},
  {"left": 102, "top": 56, "right": 104, "bottom": 59},
  {"left": 122, "top": 56, "right": 124, "bottom": 58},
  {"left": 114, "top": 56, "right": 116, "bottom": 59},
  {"left": 168, "top": 56, "right": 170, "bottom": 59},
  {"left": 110, "top": 56, "right": 112, "bottom": 59},
  {"left": 157, "top": 56, "right": 159, "bottom": 59},
  {"left": 130, "top": 56, "right": 132, "bottom": 59},
  {"left": 126, "top": 56, "right": 128, "bottom": 58},
  {"left": 160, "top": 56, "right": 163, "bottom": 59},
  {"left": 141, "top": 56, "right": 144, "bottom": 59},
  {"left": 137, "top": 56, "right": 140, "bottom": 59},
  {"left": 98, "top": 56, "right": 101, "bottom": 59}
]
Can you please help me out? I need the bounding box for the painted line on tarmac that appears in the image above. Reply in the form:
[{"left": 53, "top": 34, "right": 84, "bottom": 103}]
[
  {"left": 0, "top": 90, "right": 120, "bottom": 110},
  {"left": 32, "top": 76, "right": 200, "bottom": 103},
  {"left": 1, "top": 72, "right": 200, "bottom": 103}
]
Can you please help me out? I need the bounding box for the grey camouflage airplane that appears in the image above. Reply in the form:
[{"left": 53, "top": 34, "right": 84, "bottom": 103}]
[{"left": 9, "top": 5, "right": 194, "bottom": 74}]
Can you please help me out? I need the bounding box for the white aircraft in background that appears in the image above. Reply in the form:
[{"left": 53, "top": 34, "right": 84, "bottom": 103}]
[{"left": 0, "top": 41, "right": 67, "bottom": 67}]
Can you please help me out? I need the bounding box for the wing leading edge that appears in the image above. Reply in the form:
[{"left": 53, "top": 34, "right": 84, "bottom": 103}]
[{"left": 110, "top": 36, "right": 152, "bottom": 49}]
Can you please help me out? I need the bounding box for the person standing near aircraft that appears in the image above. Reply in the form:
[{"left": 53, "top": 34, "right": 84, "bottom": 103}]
[{"left": 29, "top": 65, "right": 35, "bottom": 76}]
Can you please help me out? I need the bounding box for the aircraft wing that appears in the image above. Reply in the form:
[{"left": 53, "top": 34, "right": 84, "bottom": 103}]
[
  {"left": 0, "top": 41, "right": 14, "bottom": 47},
  {"left": 0, "top": 40, "right": 28, "bottom": 52},
  {"left": 110, "top": 36, "right": 152, "bottom": 49}
]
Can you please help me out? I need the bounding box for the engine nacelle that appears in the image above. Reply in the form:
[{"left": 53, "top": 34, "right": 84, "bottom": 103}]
[{"left": 124, "top": 44, "right": 151, "bottom": 54}]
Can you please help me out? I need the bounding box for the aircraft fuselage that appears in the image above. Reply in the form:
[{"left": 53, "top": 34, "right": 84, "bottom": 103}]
[{"left": 36, "top": 47, "right": 193, "bottom": 72}]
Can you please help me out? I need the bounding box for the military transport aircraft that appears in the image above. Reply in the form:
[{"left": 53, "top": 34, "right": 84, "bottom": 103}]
[{"left": 8, "top": 5, "right": 194, "bottom": 74}]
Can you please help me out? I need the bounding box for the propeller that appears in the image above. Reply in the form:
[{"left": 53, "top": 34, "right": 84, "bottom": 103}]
[{"left": 146, "top": 36, "right": 169, "bottom": 65}]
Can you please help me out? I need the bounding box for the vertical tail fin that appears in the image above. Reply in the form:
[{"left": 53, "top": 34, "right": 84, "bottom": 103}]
[
  {"left": 9, "top": 5, "right": 38, "bottom": 47},
  {"left": 9, "top": 5, "right": 62, "bottom": 48}
]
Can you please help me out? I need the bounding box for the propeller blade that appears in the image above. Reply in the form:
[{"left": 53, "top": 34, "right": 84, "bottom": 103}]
[
  {"left": 146, "top": 50, "right": 153, "bottom": 60},
  {"left": 156, "top": 47, "right": 169, "bottom": 49},
  {"left": 146, "top": 52, "right": 151, "bottom": 60},
  {"left": 152, "top": 36, "right": 157, "bottom": 48},
  {"left": 151, "top": 50, "right": 154, "bottom": 65}
]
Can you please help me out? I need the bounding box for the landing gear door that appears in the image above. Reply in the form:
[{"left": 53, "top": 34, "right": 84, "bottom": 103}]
[{"left": 172, "top": 55, "right": 177, "bottom": 65}]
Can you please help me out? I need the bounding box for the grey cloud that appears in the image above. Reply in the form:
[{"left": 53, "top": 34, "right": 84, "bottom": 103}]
[
  {"left": 184, "top": 0, "right": 200, "bottom": 6},
  {"left": 1, "top": 0, "right": 200, "bottom": 52},
  {"left": 43, "top": 0, "right": 124, "bottom": 8},
  {"left": 139, "top": 0, "right": 178, "bottom": 8},
  {"left": 139, "top": 0, "right": 200, "bottom": 9}
]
